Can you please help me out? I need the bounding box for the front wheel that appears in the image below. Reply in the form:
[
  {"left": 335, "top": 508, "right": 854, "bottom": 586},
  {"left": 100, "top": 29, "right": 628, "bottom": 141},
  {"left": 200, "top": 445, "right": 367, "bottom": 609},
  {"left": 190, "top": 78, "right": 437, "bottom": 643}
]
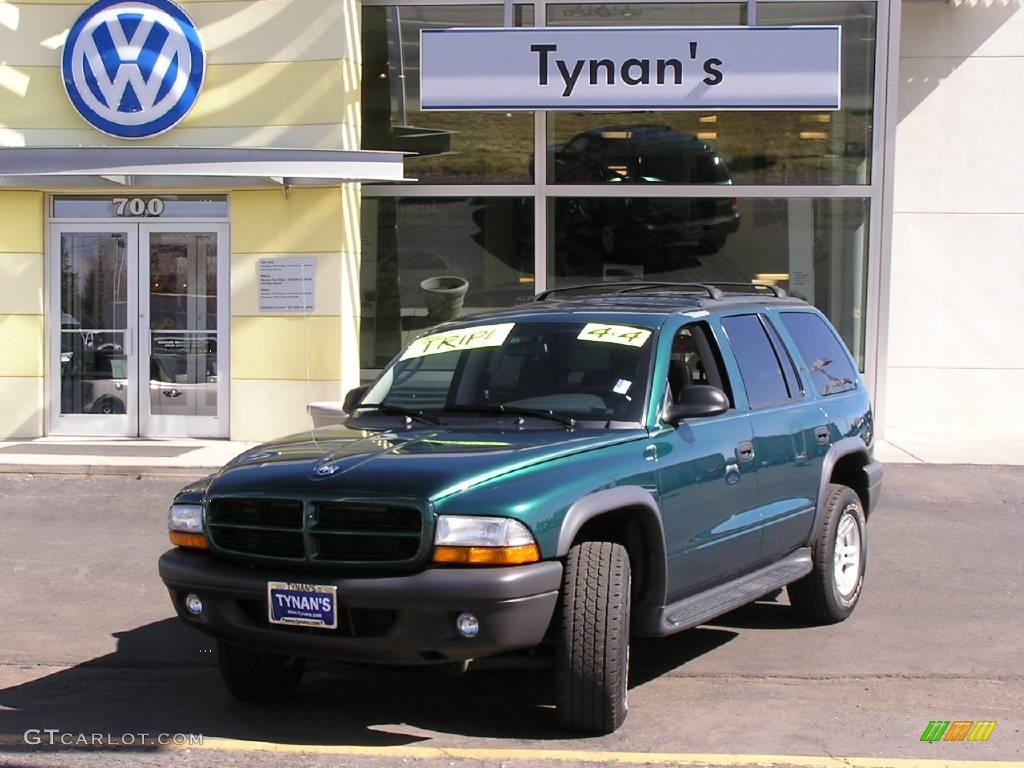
[
  {"left": 788, "top": 483, "right": 867, "bottom": 623},
  {"left": 555, "top": 541, "right": 631, "bottom": 734},
  {"left": 216, "top": 640, "right": 305, "bottom": 701}
]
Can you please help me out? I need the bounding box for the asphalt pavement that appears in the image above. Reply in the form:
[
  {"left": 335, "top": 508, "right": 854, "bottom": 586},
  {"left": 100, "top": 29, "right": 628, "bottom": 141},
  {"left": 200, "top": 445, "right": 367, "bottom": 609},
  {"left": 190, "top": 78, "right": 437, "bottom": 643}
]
[{"left": 0, "top": 465, "right": 1021, "bottom": 768}]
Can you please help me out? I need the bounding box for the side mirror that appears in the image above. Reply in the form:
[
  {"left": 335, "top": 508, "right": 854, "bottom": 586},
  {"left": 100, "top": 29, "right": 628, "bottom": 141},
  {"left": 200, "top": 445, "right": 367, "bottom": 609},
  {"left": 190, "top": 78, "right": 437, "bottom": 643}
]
[
  {"left": 343, "top": 385, "right": 369, "bottom": 414},
  {"left": 663, "top": 385, "right": 729, "bottom": 426}
]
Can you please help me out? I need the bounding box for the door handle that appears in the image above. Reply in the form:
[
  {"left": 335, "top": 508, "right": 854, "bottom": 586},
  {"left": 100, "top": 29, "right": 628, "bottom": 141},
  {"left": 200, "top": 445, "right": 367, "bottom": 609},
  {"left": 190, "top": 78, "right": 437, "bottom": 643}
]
[
  {"left": 736, "top": 441, "right": 755, "bottom": 462},
  {"left": 815, "top": 426, "right": 831, "bottom": 445}
]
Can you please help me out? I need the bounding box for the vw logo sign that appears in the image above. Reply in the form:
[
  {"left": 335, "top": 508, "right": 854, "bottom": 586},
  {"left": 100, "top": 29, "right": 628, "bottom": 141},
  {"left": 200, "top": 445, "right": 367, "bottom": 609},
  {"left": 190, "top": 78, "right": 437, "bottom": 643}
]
[{"left": 62, "top": 0, "right": 206, "bottom": 139}]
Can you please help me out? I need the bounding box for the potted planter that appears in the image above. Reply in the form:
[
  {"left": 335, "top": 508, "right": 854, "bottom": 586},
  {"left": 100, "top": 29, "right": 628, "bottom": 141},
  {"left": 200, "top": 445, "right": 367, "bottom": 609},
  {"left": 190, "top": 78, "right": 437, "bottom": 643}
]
[{"left": 419, "top": 275, "right": 469, "bottom": 322}]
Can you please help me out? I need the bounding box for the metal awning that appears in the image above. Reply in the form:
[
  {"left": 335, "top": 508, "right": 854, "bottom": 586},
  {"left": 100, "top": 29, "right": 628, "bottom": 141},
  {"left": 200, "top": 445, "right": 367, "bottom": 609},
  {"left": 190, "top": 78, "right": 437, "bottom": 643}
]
[{"left": 0, "top": 146, "right": 410, "bottom": 189}]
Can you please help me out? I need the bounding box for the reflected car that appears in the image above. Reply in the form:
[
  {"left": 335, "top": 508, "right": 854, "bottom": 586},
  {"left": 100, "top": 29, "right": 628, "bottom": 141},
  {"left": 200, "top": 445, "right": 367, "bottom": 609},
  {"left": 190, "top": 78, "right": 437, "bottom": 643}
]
[
  {"left": 60, "top": 316, "right": 129, "bottom": 415},
  {"left": 149, "top": 335, "right": 218, "bottom": 417},
  {"left": 552, "top": 125, "right": 741, "bottom": 262}
]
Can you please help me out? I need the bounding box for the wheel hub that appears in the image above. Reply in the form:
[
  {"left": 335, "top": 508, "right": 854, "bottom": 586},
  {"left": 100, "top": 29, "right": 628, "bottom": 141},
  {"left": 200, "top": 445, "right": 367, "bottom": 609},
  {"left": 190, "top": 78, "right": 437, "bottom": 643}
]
[{"left": 833, "top": 510, "right": 862, "bottom": 597}]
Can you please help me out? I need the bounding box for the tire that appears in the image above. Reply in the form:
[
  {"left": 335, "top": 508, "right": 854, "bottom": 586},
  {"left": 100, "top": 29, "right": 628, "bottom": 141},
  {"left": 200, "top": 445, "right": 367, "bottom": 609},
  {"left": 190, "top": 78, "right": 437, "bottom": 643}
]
[
  {"left": 788, "top": 483, "right": 867, "bottom": 624},
  {"left": 555, "top": 541, "right": 631, "bottom": 734},
  {"left": 216, "top": 639, "right": 306, "bottom": 702}
]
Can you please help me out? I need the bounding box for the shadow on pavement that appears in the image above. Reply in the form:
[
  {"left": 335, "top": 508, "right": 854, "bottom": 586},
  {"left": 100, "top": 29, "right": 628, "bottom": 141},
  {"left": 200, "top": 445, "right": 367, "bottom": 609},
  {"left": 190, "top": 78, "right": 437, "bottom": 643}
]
[
  {"left": 0, "top": 618, "right": 737, "bottom": 747},
  {"left": 708, "top": 598, "right": 819, "bottom": 631}
]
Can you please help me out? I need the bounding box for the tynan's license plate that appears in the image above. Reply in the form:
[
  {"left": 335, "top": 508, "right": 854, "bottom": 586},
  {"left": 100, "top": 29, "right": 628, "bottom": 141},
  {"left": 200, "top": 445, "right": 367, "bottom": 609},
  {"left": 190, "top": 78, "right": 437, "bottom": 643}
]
[{"left": 267, "top": 582, "right": 338, "bottom": 629}]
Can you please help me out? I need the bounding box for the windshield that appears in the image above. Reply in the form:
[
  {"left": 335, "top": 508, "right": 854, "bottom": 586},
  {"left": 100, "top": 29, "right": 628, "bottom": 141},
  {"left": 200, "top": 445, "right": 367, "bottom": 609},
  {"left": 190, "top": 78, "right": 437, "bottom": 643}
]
[{"left": 360, "top": 320, "right": 656, "bottom": 426}]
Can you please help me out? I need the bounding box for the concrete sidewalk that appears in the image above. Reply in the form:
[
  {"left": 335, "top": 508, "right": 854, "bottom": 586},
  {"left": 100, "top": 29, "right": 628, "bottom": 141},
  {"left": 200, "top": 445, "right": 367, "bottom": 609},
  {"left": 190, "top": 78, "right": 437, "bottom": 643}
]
[
  {"left": 0, "top": 429, "right": 1019, "bottom": 476},
  {"left": 873, "top": 427, "right": 1024, "bottom": 465},
  {"left": 0, "top": 437, "right": 257, "bottom": 476}
]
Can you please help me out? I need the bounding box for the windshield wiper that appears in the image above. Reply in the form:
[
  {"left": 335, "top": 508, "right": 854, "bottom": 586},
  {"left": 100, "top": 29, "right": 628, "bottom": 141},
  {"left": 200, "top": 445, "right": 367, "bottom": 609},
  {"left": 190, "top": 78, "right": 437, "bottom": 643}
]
[
  {"left": 352, "top": 403, "right": 441, "bottom": 425},
  {"left": 442, "top": 404, "right": 576, "bottom": 428}
]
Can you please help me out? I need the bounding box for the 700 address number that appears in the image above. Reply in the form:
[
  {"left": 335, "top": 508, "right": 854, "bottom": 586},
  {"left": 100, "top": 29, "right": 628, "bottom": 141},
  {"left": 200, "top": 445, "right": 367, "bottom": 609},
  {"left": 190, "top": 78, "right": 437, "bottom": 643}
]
[{"left": 113, "top": 197, "right": 165, "bottom": 217}]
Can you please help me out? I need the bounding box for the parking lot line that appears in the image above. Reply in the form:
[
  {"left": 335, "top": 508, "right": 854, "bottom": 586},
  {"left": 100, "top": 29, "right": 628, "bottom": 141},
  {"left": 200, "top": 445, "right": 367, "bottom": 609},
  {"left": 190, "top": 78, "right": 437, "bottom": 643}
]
[{"left": 168, "top": 739, "right": 1024, "bottom": 768}]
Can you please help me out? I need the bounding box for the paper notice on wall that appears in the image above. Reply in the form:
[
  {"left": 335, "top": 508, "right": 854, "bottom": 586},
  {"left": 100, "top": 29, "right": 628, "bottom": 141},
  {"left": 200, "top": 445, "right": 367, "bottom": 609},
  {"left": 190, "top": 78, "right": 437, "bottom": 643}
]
[
  {"left": 787, "top": 200, "right": 815, "bottom": 303},
  {"left": 259, "top": 258, "right": 316, "bottom": 312}
]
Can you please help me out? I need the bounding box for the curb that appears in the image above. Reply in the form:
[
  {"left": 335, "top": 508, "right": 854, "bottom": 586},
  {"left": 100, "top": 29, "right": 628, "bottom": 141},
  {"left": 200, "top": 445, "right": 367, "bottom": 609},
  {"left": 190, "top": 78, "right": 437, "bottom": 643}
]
[{"left": 0, "top": 464, "right": 215, "bottom": 480}]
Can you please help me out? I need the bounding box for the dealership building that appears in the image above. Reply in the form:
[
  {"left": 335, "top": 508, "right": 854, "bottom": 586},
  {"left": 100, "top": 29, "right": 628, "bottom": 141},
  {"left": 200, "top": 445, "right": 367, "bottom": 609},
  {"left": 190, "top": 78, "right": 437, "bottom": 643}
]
[{"left": 0, "top": 0, "right": 1019, "bottom": 442}]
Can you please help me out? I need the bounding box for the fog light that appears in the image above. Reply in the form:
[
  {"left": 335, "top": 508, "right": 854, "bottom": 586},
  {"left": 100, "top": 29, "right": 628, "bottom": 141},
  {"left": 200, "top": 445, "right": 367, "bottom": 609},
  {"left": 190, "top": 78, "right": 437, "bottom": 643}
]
[
  {"left": 184, "top": 593, "right": 203, "bottom": 616},
  {"left": 455, "top": 612, "right": 479, "bottom": 638}
]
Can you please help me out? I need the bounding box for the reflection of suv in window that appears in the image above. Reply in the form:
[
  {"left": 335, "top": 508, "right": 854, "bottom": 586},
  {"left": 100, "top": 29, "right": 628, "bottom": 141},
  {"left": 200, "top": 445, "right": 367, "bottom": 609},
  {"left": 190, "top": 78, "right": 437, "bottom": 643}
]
[
  {"left": 159, "top": 282, "right": 882, "bottom": 734},
  {"left": 553, "top": 125, "right": 741, "bottom": 259}
]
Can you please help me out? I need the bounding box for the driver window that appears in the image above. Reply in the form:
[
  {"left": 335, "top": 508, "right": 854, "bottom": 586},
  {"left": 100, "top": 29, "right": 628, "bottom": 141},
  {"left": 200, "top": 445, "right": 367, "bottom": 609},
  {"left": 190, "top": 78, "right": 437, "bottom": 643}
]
[{"left": 668, "top": 323, "right": 732, "bottom": 406}]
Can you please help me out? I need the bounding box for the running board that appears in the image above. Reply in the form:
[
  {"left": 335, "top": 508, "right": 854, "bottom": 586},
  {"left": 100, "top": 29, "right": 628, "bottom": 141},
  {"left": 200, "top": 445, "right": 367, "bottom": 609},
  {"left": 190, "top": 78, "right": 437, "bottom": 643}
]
[{"left": 657, "top": 548, "right": 812, "bottom": 635}]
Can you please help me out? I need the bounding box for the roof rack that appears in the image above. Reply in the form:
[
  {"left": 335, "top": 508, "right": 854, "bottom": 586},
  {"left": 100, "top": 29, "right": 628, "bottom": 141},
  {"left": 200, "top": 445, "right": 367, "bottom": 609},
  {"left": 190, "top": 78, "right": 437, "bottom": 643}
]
[
  {"left": 533, "top": 281, "right": 788, "bottom": 302},
  {"left": 534, "top": 281, "right": 724, "bottom": 301},
  {"left": 710, "top": 282, "right": 788, "bottom": 298}
]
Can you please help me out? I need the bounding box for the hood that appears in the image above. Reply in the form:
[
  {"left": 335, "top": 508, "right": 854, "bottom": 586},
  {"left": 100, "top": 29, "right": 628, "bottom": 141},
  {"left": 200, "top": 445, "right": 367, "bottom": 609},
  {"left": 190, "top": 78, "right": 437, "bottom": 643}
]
[{"left": 207, "top": 424, "right": 645, "bottom": 503}]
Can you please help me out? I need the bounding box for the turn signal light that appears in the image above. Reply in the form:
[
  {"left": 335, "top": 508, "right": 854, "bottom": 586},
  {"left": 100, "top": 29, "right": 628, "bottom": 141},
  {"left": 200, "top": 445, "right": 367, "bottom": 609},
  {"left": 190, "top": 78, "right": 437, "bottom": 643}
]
[
  {"left": 433, "top": 543, "right": 540, "bottom": 565},
  {"left": 170, "top": 531, "right": 209, "bottom": 550}
]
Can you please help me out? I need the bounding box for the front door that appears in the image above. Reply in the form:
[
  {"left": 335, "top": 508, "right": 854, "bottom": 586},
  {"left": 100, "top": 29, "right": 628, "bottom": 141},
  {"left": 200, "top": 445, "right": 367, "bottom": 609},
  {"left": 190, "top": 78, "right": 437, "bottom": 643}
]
[
  {"left": 655, "top": 321, "right": 760, "bottom": 600},
  {"left": 50, "top": 221, "right": 228, "bottom": 438},
  {"left": 140, "top": 223, "right": 228, "bottom": 438}
]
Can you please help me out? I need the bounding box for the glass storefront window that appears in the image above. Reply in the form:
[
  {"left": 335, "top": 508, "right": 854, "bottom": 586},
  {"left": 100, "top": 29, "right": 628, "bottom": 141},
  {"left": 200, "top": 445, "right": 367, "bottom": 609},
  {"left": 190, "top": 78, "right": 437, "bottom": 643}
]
[
  {"left": 547, "top": 196, "right": 870, "bottom": 366},
  {"left": 546, "top": 3, "right": 876, "bottom": 185},
  {"left": 362, "top": 6, "right": 535, "bottom": 184},
  {"left": 361, "top": 197, "right": 535, "bottom": 368}
]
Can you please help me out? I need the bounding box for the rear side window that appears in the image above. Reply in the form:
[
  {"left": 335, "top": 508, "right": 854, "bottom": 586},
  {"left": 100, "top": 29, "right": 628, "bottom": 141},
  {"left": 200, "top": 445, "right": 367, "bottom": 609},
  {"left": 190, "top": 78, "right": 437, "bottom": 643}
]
[
  {"left": 780, "top": 312, "right": 858, "bottom": 396},
  {"left": 721, "top": 314, "right": 792, "bottom": 409}
]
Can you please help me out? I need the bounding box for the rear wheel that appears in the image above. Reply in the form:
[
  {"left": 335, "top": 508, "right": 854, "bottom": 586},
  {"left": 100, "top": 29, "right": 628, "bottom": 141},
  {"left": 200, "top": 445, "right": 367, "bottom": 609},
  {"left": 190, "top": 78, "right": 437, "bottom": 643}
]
[
  {"left": 788, "top": 483, "right": 867, "bottom": 623},
  {"left": 216, "top": 640, "right": 305, "bottom": 701},
  {"left": 555, "top": 541, "right": 631, "bottom": 734}
]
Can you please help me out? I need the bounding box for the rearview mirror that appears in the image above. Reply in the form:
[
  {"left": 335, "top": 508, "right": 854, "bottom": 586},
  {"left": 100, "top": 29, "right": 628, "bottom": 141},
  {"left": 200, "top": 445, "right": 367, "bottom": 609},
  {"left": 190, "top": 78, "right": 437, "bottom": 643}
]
[
  {"left": 663, "top": 385, "right": 729, "bottom": 426},
  {"left": 343, "top": 385, "right": 369, "bottom": 414}
]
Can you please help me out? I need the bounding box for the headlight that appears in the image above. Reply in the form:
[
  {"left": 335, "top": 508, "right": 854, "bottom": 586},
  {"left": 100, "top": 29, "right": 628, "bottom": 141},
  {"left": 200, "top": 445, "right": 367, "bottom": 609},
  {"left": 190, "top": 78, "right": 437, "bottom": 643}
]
[
  {"left": 433, "top": 515, "right": 539, "bottom": 565},
  {"left": 168, "top": 503, "right": 207, "bottom": 550},
  {"left": 169, "top": 503, "right": 204, "bottom": 533}
]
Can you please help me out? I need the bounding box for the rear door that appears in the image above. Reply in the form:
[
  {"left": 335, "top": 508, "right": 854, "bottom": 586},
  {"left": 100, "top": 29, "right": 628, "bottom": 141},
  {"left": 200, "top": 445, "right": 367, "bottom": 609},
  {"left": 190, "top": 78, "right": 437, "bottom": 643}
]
[{"left": 719, "top": 313, "right": 829, "bottom": 565}]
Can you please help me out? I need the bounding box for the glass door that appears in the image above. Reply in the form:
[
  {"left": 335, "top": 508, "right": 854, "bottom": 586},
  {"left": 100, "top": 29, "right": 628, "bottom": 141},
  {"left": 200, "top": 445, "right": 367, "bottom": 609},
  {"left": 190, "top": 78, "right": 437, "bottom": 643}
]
[
  {"left": 50, "top": 224, "right": 139, "bottom": 436},
  {"left": 140, "top": 223, "right": 229, "bottom": 438}
]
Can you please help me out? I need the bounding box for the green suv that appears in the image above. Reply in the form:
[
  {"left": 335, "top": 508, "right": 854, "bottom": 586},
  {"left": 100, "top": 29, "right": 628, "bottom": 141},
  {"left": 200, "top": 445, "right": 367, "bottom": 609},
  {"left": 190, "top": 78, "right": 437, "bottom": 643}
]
[{"left": 159, "top": 282, "right": 883, "bottom": 733}]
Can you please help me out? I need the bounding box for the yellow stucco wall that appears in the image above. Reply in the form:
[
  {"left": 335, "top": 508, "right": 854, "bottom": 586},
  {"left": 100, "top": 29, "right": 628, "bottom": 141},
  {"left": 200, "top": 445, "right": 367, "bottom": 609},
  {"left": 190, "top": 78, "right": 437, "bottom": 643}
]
[
  {"left": 0, "top": 192, "right": 45, "bottom": 437},
  {"left": 0, "top": 0, "right": 360, "bottom": 149},
  {"left": 229, "top": 185, "right": 361, "bottom": 441},
  {"left": 0, "top": 0, "right": 363, "bottom": 441}
]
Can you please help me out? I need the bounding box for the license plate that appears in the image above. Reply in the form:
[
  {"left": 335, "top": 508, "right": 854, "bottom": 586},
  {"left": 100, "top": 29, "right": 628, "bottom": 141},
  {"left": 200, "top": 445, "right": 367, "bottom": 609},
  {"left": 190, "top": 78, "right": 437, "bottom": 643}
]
[{"left": 267, "top": 582, "right": 338, "bottom": 629}]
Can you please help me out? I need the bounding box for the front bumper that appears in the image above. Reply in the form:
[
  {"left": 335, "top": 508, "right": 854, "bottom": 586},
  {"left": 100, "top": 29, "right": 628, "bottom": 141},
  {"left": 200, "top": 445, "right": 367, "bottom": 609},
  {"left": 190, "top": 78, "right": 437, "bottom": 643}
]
[{"left": 158, "top": 549, "right": 562, "bottom": 665}]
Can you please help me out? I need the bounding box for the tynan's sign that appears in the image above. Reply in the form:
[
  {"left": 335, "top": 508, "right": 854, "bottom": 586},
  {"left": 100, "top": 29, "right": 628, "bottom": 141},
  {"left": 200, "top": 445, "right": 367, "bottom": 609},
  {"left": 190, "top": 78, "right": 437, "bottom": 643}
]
[
  {"left": 421, "top": 26, "right": 841, "bottom": 111},
  {"left": 62, "top": 0, "right": 206, "bottom": 139}
]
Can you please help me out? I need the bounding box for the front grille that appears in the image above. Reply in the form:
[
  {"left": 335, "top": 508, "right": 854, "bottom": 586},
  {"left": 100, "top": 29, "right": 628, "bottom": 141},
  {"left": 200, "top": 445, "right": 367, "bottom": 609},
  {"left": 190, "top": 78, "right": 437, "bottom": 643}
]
[
  {"left": 205, "top": 497, "right": 426, "bottom": 566},
  {"left": 316, "top": 503, "right": 421, "bottom": 533},
  {"left": 212, "top": 527, "right": 305, "bottom": 558},
  {"left": 209, "top": 498, "right": 303, "bottom": 528},
  {"left": 315, "top": 533, "right": 420, "bottom": 562},
  {"left": 312, "top": 502, "right": 423, "bottom": 563}
]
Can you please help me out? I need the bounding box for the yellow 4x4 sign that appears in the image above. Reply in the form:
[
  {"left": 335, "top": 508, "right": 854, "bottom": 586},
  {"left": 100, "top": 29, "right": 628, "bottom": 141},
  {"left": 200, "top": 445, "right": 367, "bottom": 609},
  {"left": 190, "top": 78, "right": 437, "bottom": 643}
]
[
  {"left": 578, "top": 323, "right": 652, "bottom": 348},
  {"left": 401, "top": 323, "right": 516, "bottom": 360}
]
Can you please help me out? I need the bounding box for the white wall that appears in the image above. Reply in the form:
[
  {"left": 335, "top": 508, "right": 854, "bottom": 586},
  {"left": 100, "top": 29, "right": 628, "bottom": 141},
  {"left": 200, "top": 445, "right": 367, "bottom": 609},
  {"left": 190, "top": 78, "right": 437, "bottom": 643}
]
[{"left": 886, "top": 0, "right": 1024, "bottom": 438}]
